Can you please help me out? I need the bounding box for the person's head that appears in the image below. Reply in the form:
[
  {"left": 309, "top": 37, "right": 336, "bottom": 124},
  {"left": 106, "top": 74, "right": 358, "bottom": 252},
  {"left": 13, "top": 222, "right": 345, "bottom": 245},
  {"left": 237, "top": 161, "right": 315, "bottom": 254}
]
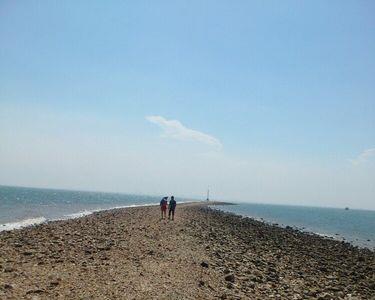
[{"left": 171, "top": 196, "right": 174, "bottom": 200}]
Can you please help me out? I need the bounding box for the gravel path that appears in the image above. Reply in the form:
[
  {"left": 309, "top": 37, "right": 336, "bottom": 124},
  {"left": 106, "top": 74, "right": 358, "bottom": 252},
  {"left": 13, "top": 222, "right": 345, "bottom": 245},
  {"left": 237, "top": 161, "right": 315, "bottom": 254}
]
[{"left": 0, "top": 203, "right": 374, "bottom": 299}]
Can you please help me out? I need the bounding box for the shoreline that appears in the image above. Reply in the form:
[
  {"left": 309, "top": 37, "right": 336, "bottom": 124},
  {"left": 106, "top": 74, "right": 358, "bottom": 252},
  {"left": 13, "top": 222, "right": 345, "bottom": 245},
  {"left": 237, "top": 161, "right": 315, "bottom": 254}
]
[
  {"left": 0, "top": 202, "right": 374, "bottom": 299},
  {"left": 2, "top": 199, "right": 372, "bottom": 251},
  {"left": 209, "top": 204, "right": 375, "bottom": 251},
  {"left": 0, "top": 200, "right": 201, "bottom": 233}
]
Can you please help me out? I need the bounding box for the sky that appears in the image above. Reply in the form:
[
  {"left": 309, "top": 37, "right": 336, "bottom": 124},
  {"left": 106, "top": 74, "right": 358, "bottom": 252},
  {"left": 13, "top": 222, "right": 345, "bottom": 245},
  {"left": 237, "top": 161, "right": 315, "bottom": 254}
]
[{"left": 0, "top": 1, "right": 374, "bottom": 209}]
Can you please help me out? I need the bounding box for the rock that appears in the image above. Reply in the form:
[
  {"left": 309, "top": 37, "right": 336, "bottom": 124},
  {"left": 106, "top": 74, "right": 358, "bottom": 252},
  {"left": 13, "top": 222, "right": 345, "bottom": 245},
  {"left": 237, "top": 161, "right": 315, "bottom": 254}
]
[
  {"left": 318, "top": 292, "right": 333, "bottom": 300},
  {"left": 97, "top": 242, "right": 112, "bottom": 251},
  {"left": 307, "top": 289, "right": 319, "bottom": 297},
  {"left": 2, "top": 283, "right": 13, "bottom": 290},
  {"left": 198, "top": 280, "right": 205, "bottom": 287},
  {"left": 26, "top": 289, "right": 45, "bottom": 295},
  {"left": 248, "top": 282, "right": 255, "bottom": 289},
  {"left": 200, "top": 261, "right": 209, "bottom": 268},
  {"left": 4, "top": 266, "right": 14, "bottom": 273},
  {"left": 48, "top": 274, "right": 62, "bottom": 288},
  {"left": 225, "top": 274, "right": 235, "bottom": 283},
  {"left": 327, "top": 285, "right": 341, "bottom": 292},
  {"left": 226, "top": 282, "right": 234, "bottom": 289},
  {"left": 319, "top": 266, "right": 328, "bottom": 272},
  {"left": 358, "top": 256, "right": 365, "bottom": 262},
  {"left": 50, "top": 281, "right": 59, "bottom": 287}
]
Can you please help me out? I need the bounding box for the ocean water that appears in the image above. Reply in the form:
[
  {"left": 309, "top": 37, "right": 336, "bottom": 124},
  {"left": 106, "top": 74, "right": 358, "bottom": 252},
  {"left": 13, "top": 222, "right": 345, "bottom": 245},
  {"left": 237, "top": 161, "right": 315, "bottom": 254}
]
[
  {"left": 212, "top": 203, "right": 375, "bottom": 250},
  {"left": 0, "top": 185, "right": 169, "bottom": 232}
]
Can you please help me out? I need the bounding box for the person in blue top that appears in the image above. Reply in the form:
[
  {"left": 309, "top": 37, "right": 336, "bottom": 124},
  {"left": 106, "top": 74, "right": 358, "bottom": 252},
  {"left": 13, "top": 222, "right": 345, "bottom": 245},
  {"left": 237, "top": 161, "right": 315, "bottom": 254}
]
[{"left": 168, "top": 196, "right": 177, "bottom": 220}]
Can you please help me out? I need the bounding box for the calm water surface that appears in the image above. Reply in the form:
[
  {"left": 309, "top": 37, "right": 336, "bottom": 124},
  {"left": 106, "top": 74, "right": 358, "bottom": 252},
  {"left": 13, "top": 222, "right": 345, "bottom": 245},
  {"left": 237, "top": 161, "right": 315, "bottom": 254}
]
[
  {"left": 0, "top": 185, "right": 166, "bottom": 231},
  {"left": 212, "top": 203, "right": 375, "bottom": 249}
]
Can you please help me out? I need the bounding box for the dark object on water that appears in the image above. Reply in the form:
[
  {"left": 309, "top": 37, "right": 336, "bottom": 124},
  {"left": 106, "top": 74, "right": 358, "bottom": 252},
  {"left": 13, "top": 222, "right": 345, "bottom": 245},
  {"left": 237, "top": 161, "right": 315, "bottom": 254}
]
[{"left": 345, "top": 207, "right": 349, "bottom": 210}]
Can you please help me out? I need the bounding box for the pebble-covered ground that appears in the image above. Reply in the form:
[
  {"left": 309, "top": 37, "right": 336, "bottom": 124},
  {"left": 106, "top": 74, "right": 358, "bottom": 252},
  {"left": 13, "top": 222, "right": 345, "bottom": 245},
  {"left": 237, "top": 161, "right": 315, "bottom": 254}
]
[
  {"left": 186, "top": 206, "right": 375, "bottom": 299},
  {"left": 0, "top": 203, "right": 374, "bottom": 299}
]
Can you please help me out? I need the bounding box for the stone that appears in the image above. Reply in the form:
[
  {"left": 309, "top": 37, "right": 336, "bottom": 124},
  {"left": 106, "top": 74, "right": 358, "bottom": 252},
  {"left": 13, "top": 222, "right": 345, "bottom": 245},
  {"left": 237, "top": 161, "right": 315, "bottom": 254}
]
[
  {"left": 3, "top": 283, "right": 13, "bottom": 290},
  {"left": 226, "top": 282, "right": 234, "bottom": 289},
  {"left": 26, "top": 289, "right": 45, "bottom": 295},
  {"left": 4, "top": 266, "right": 14, "bottom": 273},
  {"left": 225, "top": 274, "right": 235, "bottom": 283}
]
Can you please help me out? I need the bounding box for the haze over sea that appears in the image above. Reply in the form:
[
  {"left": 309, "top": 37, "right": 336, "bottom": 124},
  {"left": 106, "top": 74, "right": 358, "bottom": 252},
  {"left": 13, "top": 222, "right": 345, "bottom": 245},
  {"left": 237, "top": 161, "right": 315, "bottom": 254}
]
[{"left": 1, "top": 185, "right": 374, "bottom": 250}]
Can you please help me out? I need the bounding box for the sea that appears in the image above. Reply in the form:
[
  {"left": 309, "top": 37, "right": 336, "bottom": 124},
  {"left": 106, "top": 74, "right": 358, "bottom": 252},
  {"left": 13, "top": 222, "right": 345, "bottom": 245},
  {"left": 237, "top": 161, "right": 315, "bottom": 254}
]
[
  {"left": 0, "top": 185, "right": 168, "bottom": 232},
  {"left": 212, "top": 203, "right": 375, "bottom": 250},
  {"left": 1, "top": 186, "right": 374, "bottom": 250}
]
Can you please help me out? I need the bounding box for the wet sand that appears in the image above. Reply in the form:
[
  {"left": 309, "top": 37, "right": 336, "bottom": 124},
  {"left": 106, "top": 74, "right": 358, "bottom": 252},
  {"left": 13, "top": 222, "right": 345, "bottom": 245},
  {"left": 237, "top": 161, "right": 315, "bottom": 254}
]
[{"left": 0, "top": 202, "right": 374, "bottom": 299}]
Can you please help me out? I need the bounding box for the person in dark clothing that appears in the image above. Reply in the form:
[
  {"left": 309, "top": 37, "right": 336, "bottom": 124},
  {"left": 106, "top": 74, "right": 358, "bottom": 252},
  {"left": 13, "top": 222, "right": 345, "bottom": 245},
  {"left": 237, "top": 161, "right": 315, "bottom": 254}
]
[
  {"left": 168, "top": 196, "right": 176, "bottom": 220},
  {"left": 160, "top": 197, "right": 168, "bottom": 219}
]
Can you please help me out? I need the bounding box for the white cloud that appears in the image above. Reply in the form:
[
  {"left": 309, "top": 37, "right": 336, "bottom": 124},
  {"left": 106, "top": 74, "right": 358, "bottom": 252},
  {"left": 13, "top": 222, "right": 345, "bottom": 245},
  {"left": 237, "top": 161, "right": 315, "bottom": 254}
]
[
  {"left": 349, "top": 148, "right": 375, "bottom": 165},
  {"left": 146, "top": 115, "right": 222, "bottom": 149}
]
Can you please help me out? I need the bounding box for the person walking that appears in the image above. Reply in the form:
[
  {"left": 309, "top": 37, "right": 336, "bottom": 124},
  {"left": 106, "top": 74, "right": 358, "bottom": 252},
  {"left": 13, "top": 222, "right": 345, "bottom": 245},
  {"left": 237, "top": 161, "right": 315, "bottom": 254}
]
[
  {"left": 168, "top": 196, "right": 176, "bottom": 220},
  {"left": 160, "top": 196, "right": 168, "bottom": 219}
]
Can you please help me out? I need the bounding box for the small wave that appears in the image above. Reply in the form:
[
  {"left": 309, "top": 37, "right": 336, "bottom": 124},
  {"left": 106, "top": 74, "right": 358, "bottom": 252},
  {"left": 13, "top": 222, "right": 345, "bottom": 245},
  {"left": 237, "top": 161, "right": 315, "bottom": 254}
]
[
  {"left": 105, "top": 201, "right": 192, "bottom": 210},
  {"left": 62, "top": 210, "right": 95, "bottom": 219},
  {"left": 111, "top": 202, "right": 159, "bottom": 209},
  {"left": 313, "top": 232, "right": 336, "bottom": 239},
  {"left": 0, "top": 217, "right": 47, "bottom": 232}
]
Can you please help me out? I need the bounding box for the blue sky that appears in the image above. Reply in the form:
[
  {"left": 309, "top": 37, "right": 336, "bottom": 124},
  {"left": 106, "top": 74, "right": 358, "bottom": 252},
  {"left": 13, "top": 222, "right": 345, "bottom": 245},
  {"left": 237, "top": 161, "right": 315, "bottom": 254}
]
[{"left": 1, "top": 1, "right": 374, "bottom": 209}]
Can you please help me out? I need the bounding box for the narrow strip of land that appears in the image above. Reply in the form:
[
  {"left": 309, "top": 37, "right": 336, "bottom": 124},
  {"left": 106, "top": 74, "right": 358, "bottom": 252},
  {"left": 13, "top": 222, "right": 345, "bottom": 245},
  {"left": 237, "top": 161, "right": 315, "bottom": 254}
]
[{"left": 0, "top": 203, "right": 374, "bottom": 299}]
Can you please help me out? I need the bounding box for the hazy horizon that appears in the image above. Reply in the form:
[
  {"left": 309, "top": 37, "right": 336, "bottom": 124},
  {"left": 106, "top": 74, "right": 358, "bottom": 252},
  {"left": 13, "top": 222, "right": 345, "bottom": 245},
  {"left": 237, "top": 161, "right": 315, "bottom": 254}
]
[
  {"left": 1, "top": 1, "right": 374, "bottom": 210},
  {"left": 2, "top": 184, "right": 375, "bottom": 212}
]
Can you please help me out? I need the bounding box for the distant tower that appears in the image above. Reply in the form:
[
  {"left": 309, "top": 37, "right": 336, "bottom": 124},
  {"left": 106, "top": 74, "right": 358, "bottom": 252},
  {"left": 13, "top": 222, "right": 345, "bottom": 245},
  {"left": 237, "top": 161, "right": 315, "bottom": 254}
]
[{"left": 206, "top": 188, "right": 210, "bottom": 201}]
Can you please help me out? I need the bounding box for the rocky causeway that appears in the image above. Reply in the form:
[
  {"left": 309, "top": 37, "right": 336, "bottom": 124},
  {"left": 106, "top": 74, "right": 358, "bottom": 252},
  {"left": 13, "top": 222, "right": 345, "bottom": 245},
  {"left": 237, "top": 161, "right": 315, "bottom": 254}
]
[{"left": 0, "top": 202, "right": 374, "bottom": 299}]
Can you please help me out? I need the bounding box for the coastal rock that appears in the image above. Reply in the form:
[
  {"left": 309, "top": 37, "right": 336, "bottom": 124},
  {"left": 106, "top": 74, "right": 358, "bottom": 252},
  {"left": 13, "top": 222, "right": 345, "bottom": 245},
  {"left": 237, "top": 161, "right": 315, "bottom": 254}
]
[
  {"left": 2, "top": 283, "right": 13, "bottom": 290},
  {"left": 224, "top": 274, "right": 235, "bottom": 282},
  {"left": 26, "top": 289, "right": 45, "bottom": 295},
  {"left": 3, "top": 267, "right": 14, "bottom": 273},
  {"left": 198, "top": 280, "right": 205, "bottom": 287}
]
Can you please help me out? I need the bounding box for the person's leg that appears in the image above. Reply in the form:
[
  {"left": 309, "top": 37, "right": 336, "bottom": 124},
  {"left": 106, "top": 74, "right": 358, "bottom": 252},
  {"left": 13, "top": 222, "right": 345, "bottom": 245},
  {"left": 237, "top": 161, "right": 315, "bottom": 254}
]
[
  {"left": 172, "top": 208, "right": 175, "bottom": 220},
  {"left": 168, "top": 209, "right": 171, "bottom": 219}
]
